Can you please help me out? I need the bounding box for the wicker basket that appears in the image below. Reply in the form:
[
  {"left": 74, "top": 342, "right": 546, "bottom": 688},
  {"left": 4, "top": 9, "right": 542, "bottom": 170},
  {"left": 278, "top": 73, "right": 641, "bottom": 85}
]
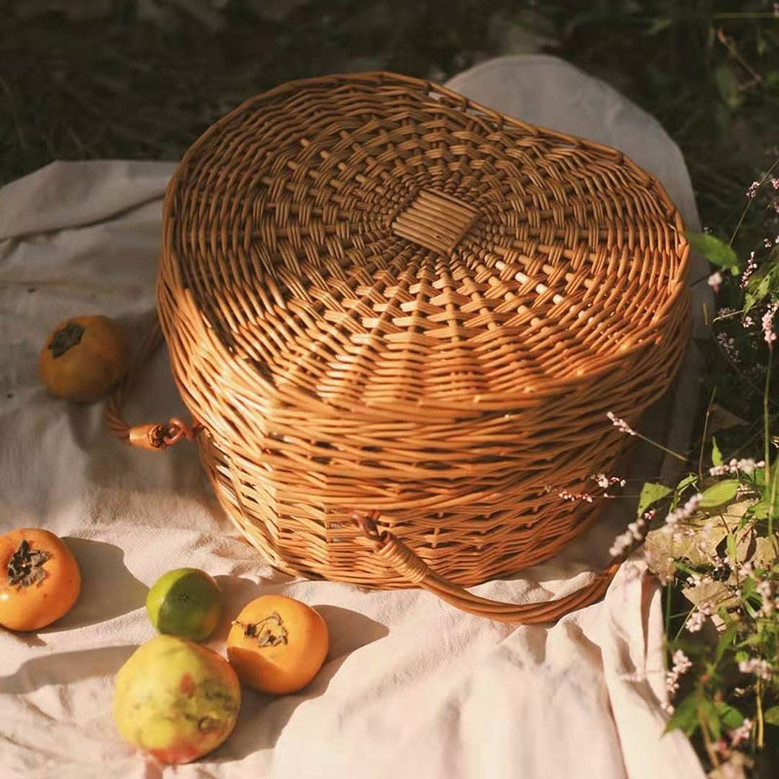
[{"left": 107, "top": 72, "right": 691, "bottom": 622}]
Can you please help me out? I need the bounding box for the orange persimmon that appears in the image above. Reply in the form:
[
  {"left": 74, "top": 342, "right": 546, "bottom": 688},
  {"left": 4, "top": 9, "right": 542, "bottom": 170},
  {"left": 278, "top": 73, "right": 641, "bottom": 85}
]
[
  {"left": 227, "top": 595, "right": 328, "bottom": 694},
  {"left": 38, "top": 315, "right": 128, "bottom": 402},
  {"left": 0, "top": 528, "right": 81, "bottom": 631}
]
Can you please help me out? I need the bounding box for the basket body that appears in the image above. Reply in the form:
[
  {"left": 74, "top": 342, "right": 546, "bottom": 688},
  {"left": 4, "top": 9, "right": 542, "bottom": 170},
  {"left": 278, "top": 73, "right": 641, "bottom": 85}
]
[{"left": 158, "top": 72, "right": 690, "bottom": 588}]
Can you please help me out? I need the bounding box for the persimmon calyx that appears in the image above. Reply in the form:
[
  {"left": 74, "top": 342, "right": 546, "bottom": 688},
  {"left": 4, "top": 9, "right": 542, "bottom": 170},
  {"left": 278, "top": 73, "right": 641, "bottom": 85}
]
[
  {"left": 8, "top": 539, "right": 52, "bottom": 588},
  {"left": 49, "top": 322, "right": 85, "bottom": 358},
  {"left": 232, "top": 611, "right": 289, "bottom": 647}
]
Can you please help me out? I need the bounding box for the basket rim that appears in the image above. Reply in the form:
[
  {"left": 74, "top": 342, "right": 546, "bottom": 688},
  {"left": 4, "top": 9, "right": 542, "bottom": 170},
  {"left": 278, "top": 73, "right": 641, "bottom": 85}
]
[{"left": 160, "top": 71, "right": 691, "bottom": 416}]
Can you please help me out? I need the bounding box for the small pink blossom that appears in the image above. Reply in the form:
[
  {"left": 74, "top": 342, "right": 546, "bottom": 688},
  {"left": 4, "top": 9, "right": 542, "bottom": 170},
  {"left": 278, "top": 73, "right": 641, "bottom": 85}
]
[
  {"left": 729, "top": 718, "right": 753, "bottom": 747},
  {"left": 709, "top": 458, "right": 763, "bottom": 476},
  {"left": 685, "top": 610, "right": 705, "bottom": 633},
  {"left": 665, "top": 649, "right": 692, "bottom": 698},
  {"left": 607, "top": 411, "right": 636, "bottom": 436},
  {"left": 757, "top": 579, "right": 775, "bottom": 617},
  {"left": 746, "top": 180, "right": 760, "bottom": 198},
  {"left": 592, "top": 473, "right": 626, "bottom": 490},
  {"left": 556, "top": 488, "right": 594, "bottom": 504},
  {"left": 738, "top": 657, "right": 772, "bottom": 681},
  {"left": 708, "top": 271, "right": 723, "bottom": 292},
  {"left": 762, "top": 302, "right": 778, "bottom": 346},
  {"left": 665, "top": 493, "right": 701, "bottom": 527},
  {"left": 740, "top": 252, "right": 757, "bottom": 289},
  {"left": 608, "top": 516, "right": 647, "bottom": 558},
  {"left": 716, "top": 332, "right": 739, "bottom": 361}
]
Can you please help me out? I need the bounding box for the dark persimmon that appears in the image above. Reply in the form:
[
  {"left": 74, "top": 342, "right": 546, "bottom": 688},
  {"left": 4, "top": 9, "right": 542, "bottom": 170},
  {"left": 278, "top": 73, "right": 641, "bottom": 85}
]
[{"left": 38, "top": 315, "right": 128, "bottom": 402}]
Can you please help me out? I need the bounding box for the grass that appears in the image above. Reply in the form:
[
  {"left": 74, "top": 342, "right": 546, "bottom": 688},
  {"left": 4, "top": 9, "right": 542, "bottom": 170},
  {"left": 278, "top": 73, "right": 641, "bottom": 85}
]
[{"left": 2, "top": 1, "right": 777, "bottom": 247}]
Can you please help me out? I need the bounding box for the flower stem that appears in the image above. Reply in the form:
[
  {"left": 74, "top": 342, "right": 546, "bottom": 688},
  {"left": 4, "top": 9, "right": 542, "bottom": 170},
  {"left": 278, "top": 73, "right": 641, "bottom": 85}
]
[
  {"left": 636, "top": 431, "right": 688, "bottom": 462},
  {"left": 729, "top": 157, "right": 779, "bottom": 246},
  {"left": 698, "top": 701, "right": 721, "bottom": 770},
  {"left": 765, "top": 348, "right": 774, "bottom": 538}
]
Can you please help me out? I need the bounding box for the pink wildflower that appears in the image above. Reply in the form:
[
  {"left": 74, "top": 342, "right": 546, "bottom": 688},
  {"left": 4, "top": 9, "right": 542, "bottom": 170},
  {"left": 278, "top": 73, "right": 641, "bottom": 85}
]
[
  {"left": 556, "top": 488, "right": 594, "bottom": 504},
  {"left": 729, "top": 719, "right": 753, "bottom": 748},
  {"left": 757, "top": 579, "right": 775, "bottom": 617},
  {"left": 665, "top": 649, "right": 692, "bottom": 698},
  {"left": 607, "top": 411, "right": 636, "bottom": 436},
  {"left": 608, "top": 516, "right": 647, "bottom": 558},
  {"left": 762, "top": 302, "right": 778, "bottom": 346},
  {"left": 738, "top": 657, "right": 772, "bottom": 681},
  {"left": 709, "top": 458, "right": 763, "bottom": 476},
  {"left": 685, "top": 610, "right": 705, "bottom": 633},
  {"left": 665, "top": 493, "right": 701, "bottom": 527},
  {"left": 708, "top": 271, "right": 723, "bottom": 292},
  {"left": 716, "top": 332, "right": 739, "bottom": 361},
  {"left": 740, "top": 252, "right": 757, "bottom": 289}
]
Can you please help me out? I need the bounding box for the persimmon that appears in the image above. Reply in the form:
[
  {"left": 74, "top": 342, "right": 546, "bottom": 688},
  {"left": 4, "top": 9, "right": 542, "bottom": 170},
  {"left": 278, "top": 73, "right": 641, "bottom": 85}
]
[
  {"left": 38, "top": 315, "right": 128, "bottom": 402},
  {"left": 0, "top": 528, "right": 81, "bottom": 631},
  {"left": 227, "top": 595, "right": 329, "bottom": 694}
]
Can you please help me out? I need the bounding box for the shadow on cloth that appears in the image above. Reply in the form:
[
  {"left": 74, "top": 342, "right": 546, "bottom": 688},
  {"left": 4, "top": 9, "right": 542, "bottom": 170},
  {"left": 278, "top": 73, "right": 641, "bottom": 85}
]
[
  {"left": 52, "top": 537, "right": 148, "bottom": 630},
  {"left": 0, "top": 644, "right": 136, "bottom": 694},
  {"left": 81, "top": 309, "right": 213, "bottom": 500}
]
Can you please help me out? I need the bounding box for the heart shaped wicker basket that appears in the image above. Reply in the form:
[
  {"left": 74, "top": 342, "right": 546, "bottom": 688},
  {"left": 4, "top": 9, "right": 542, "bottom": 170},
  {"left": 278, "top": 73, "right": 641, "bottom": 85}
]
[{"left": 107, "top": 72, "right": 691, "bottom": 622}]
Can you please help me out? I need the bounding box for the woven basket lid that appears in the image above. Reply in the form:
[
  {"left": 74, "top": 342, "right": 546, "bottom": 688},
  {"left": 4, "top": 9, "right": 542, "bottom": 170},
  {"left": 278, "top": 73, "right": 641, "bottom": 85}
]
[{"left": 163, "top": 72, "right": 689, "bottom": 414}]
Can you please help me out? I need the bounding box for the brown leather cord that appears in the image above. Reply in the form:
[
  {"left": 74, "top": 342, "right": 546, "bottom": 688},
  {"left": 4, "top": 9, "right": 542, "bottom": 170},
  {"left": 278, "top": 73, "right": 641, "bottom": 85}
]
[{"left": 105, "top": 320, "right": 202, "bottom": 451}]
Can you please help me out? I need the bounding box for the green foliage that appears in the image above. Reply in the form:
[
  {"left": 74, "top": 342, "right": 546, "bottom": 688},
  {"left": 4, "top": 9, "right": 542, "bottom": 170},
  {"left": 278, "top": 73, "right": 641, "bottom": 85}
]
[
  {"left": 637, "top": 482, "right": 672, "bottom": 516},
  {"left": 699, "top": 480, "right": 741, "bottom": 508},
  {"left": 686, "top": 231, "right": 741, "bottom": 275},
  {"left": 713, "top": 439, "right": 724, "bottom": 468},
  {"left": 666, "top": 692, "right": 701, "bottom": 736}
]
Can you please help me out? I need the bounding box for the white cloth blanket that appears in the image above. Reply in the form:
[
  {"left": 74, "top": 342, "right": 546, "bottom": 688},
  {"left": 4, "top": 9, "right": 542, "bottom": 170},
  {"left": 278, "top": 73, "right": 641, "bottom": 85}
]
[{"left": 0, "top": 55, "right": 709, "bottom": 779}]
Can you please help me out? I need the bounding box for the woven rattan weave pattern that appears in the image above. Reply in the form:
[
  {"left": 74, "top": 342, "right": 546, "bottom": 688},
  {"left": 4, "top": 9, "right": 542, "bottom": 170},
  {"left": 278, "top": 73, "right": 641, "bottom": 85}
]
[{"left": 111, "top": 72, "right": 691, "bottom": 620}]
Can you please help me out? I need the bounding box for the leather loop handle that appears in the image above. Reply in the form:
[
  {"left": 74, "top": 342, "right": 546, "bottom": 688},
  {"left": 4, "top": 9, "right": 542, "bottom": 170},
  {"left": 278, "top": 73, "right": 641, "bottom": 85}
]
[
  {"left": 105, "top": 321, "right": 202, "bottom": 451},
  {"left": 353, "top": 511, "right": 621, "bottom": 624}
]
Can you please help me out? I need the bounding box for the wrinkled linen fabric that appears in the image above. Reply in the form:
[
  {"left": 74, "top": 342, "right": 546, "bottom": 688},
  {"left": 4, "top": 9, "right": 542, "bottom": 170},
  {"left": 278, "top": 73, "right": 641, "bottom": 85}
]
[{"left": 0, "top": 55, "right": 709, "bottom": 778}]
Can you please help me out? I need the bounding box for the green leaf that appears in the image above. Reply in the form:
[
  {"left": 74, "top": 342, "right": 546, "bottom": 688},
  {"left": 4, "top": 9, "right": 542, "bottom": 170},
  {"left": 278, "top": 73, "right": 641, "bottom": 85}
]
[
  {"left": 700, "top": 697, "right": 721, "bottom": 740},
  {"left": 726, "top": 533, "right": 738, "bottom": 565},
  {"left": 715, "top": 702, "right": 745, "bottom": 729},
  {"left": 715, "top": 623, "right": 737, "bottom": 665},
  {"left": 665, "top": 692, "right": 701, "bottom": 736},
  {"left": 674, "top": 474, "right": 699, "bottom": 506},
  {"left": 685, "top": 231, "right": 740, "bottom": 274},
  {"left": 749, "top": 501, "right": 770, "bottom": 521},
  {"left": 712, "top": 438, "right": 723, "bottom": 468},
  {"left": 647, "top": 16, "right": 673, "bottom": 35},
  {"left": 765, "top": 706, "right": 779, "bottom": 726},
  {"left": 637, "top": 482, "right": 673, "bottom": 517},
  {"left": 699, "top": 480, "right": 740, "bottom": 508},
  {"left": 715, "top": 64, "right": 741, "bottom": 110}
]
